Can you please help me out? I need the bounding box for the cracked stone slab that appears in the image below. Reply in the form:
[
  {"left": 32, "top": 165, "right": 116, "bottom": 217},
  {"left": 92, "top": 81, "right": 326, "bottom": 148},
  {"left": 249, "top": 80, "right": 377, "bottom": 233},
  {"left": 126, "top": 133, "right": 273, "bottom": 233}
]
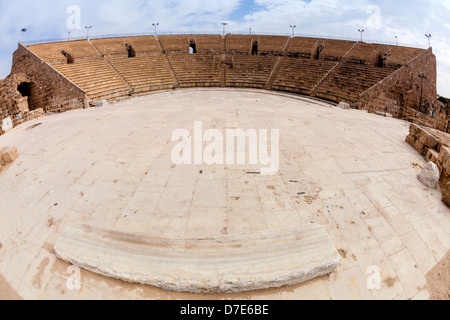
[{"left": 54, "top": 223, "right": 341, "bottom": 293}]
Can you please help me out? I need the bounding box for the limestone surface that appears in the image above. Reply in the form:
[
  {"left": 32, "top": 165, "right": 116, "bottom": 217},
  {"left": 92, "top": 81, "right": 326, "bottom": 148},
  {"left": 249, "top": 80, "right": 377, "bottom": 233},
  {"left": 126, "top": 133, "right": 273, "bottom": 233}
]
[
  {"left": 54, "top": 223, "right": 341, "bottom": 293},
  {"left": 418, "top": 162, "right": 440, "bottom": 189}
]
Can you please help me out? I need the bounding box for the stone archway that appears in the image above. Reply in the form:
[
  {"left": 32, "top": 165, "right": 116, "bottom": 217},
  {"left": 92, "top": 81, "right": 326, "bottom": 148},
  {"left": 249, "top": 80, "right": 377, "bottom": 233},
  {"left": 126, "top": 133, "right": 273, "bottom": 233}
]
[{"left": 17, "top": 81, "right": 41, "bottom": 111}]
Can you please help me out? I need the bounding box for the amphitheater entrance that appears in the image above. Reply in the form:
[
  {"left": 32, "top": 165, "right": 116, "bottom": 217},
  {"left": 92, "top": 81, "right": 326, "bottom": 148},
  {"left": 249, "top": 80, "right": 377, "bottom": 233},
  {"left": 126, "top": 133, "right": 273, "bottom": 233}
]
[
  {"left": 126, "top": 44, "right": 136, "bottom": 58},
  {"left": 17, "top": 82, "right": 41, "bottom": 111},
  {"left": 251, "top": 41, "right": 259, "bottom": 55},
  {"left": 375, "top": 54, "right": 385, "bottom": 68},
  {"left": 189, "top": 41, "right": 197, "bottom": 54}
]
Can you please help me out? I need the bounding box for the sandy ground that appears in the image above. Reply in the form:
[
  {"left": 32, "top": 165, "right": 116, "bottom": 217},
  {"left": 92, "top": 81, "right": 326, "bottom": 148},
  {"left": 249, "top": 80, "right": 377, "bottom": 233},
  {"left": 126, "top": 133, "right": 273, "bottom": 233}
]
[{"left": 425, "top": 250, "right": 450, "bottom": 300}]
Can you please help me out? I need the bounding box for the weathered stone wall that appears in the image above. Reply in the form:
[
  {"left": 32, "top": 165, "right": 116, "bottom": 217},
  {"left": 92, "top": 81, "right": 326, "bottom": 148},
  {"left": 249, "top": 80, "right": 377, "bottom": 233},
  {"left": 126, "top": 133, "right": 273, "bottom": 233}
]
[
  {"left": 0, "top": 44, "right": 89, "bottom": 134},
  {"left": 0, "top": 73, "right": 45, "bottom": 134},
  {"left": 406, "top": 123, "right": 450, "bottom": 206},
  {"left": 357, "top": 48, "right": 439, "bottom": 126},
  {"left": 10, "top": 43, "right": 88, "bottom": 113}
]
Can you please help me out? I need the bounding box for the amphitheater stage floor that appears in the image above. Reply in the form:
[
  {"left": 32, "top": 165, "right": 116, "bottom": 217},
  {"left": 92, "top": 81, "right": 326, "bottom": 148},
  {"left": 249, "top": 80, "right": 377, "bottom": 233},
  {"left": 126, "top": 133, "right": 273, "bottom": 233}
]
[{"left": 0, "top": 88, "right": 449, "bottom": 300}]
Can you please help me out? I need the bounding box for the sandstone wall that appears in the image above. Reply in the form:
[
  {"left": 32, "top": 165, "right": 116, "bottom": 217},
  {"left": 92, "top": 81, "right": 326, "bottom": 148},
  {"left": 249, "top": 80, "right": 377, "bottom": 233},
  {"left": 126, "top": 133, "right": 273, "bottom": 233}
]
[
  {"left": 406, "top": 123, "right": 450, "bottom": 206},
  {"left": 10, "top": 43, "right": 88, "bottom": 113},
  {"left": 357, "top": 48, "right": 438, "bottom": 123}
]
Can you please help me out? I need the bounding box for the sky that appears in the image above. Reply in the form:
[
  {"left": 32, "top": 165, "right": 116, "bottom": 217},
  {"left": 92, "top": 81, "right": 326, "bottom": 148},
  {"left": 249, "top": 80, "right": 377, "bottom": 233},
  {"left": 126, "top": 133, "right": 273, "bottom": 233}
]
[{"left": 0, "top": 0, "right": 449, "bottom": 96}]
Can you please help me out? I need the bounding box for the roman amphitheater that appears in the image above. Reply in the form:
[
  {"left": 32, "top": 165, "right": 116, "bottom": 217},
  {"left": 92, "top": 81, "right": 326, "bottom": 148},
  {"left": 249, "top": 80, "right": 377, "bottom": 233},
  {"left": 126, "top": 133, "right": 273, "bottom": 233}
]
[{"left": 0, "top": 34, "right": 449, "bottom": 300}]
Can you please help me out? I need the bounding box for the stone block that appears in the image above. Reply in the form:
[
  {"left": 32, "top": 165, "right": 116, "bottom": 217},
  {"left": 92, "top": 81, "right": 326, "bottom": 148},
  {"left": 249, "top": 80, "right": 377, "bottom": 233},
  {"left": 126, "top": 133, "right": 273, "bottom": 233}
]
[
  {"left": 337, "top": 102, "right": 350, "bottom": 110},
  {"left": 0, "top": 146, "right": 19, "bottom": 164},
  {"left": 406, "top": 134, "right": 416, "bottom": 147},
  {"left": 414, "top": 140, "right": 425, "bottom": 155},
  {"left": 410, "top": 123, "right": 421, "bottom": 137},
  {"left": 417, "top": 162, "right": 440, "bottom": 189},
  {"left": 440, "top": 176, "right": 450, "bottom": 207},
  {"left": 425, "top": 149, "right": 439, "bottom": 165},
  {"left": 438, "top": 146, "right": 450, "bottom": 174},
  {"left": 419, "top": 131, "right": 438, "bottom": 149},
  {"left": 55, "top": 224, "right": 341, "bottom": 294}
]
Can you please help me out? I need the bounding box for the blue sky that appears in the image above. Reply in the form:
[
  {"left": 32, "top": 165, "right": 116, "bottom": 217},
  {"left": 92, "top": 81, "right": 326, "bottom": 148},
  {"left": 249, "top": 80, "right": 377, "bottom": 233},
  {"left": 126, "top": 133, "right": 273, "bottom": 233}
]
[{"left": 0, "top": 0, "right": 449, "bottom": 96}]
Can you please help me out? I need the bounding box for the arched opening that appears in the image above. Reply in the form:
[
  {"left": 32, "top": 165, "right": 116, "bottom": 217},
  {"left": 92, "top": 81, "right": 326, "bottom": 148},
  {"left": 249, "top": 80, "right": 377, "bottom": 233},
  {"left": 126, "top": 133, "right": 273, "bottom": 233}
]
[
  {"left": 251, "top": 41, "right": 259, "bottom": 55},
  {"left": 17, "top": 82, "right": 40, "bottom": 111},
  {"left": 125, "top": 44, "right": 136, "bottom": 58},
  {"left": 189, "top": 41, "right": 197, "bottom": 54},
  {"left": 375, "top": 54, "right": 385, "bottom": 68},
  {"left": 61, "top": 50, "right": 74, "bottom": 64},
  {"left": 313, "top": 44, "right": 323, "bottom": 60}
]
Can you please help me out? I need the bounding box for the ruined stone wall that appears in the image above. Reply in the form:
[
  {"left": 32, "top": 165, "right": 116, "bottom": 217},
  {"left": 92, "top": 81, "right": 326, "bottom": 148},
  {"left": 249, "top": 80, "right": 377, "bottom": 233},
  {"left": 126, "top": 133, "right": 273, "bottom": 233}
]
[
  {"left": 406, "top": 123, "right": 450, "bottom": 206},
  {"left": 10, "top": 43, "right": 88, "bottom": 113},
  {"left": 0, "top": 73, "right": 44, "bottom": 134},
  {"left": 356, "top": 48, "right": 438, "bottom": 124}
]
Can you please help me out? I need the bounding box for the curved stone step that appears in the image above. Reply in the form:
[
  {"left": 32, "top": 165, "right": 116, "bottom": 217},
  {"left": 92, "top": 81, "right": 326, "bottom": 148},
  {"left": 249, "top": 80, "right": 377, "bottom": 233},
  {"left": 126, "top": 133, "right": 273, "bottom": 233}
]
[{"left": 54, "top": 223, "right": 341, "bottom": 294}]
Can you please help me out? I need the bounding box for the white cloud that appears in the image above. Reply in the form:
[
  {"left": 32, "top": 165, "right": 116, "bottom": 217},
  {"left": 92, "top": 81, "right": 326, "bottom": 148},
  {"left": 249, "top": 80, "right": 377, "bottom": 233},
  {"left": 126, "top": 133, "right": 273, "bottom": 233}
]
[{"left": 0, "top": 0, "right": 449, "bottom": 96}]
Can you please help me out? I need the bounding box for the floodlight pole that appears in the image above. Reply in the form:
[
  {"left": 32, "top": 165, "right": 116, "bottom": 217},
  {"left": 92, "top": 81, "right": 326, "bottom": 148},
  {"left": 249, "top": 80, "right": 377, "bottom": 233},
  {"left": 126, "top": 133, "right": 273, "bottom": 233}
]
[
  {"left": 222, "top": 23, "right": 228, "bottom": 36},
  {"left": 425, "top": 34, "right": 432, "bottom": 48},
  {"left": 153, "top": 23, "right": 159, "bottom": 36},
  {"left": 85, "top": 26, "right": 92, "bottom": 40},
  {"left": 20, "top": 28, "right": 27, "bottom": 43},
  {"left": 290, "top": 25, "right": 296, "bottom": 38},
  {"left": 358, "top": 29, "right": 365, "bottom": 43}
]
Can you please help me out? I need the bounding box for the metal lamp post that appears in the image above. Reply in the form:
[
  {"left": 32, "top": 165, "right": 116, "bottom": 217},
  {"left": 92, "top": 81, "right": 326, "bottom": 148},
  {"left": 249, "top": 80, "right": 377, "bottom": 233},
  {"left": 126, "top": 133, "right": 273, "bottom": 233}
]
[
  {"left": 290, "top": 25, "right": 296, "bottom": 38},
  {"left": 222, "top": 23, "right": 228, "bottom": 36},
  {"left": 425, "top": 34, "right": 432, "bottom": 48},
  {"left": 358, "top": 29, "right": 365, "bottom": 43},
  {"left": 21, "top": 28, "right": 27, "bottom": 43},
  {"left": 153, "top": 23, "right": 159, "bottom": 36},
  {"left": 85, "top": 26, "right": 92, "bottom": 40}
]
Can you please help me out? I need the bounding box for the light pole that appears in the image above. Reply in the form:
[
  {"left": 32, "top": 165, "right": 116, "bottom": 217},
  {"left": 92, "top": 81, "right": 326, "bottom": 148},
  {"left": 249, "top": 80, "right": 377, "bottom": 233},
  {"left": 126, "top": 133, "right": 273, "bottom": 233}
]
[
  {"left": 395, "top": 36, "right": 398, "bottom": 46},
  {"left": 68, "top": 31, "right": 71, "bottom": 41},
  {"left": 249, "top": 28, "right": 252, "bottom": 35},
  {"left": 222, "top": 23, "right": 228, "bottom": 36},
  {"left": 290, "top": 25, "right": 296, "bottom": 38},
  {"left": 358, "top": 29, "right": 365, "bottom": 43},
  {"left": 425, "top": 34, "right": 432, "bottom": 48},
  {"left": 20, "top": 28, "right": 27, "bottom": 43},
  {"left": 85, "top": 26, "right": 92, "bottom": 40},
  {"left": 418, "top": 73, "right": 427, "bottom": 112},
  {"left": 153, "top": 23, "right": 159, "bottom": 36}
]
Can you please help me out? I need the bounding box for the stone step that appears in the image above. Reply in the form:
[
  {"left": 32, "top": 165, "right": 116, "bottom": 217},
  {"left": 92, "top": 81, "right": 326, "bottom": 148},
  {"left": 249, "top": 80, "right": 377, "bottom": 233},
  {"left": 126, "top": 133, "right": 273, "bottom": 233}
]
[{"left": 54, "top": 223, "right": 341, "bottom": 294}]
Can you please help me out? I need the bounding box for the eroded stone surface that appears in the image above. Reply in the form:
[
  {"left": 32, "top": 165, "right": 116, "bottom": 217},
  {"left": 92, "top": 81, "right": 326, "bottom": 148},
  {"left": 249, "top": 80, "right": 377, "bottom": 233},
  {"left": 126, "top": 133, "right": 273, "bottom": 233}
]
[
  {"left": 54, "top": 224, "right": 341, "bottom": 293},
  {"left": 0, "top": 146, "right": 18, "bottom": 164},
  {"left": 418, "top": 162, "right": 440, "bottom": 189}
]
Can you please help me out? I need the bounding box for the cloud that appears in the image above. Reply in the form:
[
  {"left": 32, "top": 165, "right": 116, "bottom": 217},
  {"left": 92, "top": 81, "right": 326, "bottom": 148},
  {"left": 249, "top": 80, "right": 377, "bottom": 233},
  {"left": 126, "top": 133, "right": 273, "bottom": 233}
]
[{"left": 0, "top": 0, "right": 449, "bottom": 96}]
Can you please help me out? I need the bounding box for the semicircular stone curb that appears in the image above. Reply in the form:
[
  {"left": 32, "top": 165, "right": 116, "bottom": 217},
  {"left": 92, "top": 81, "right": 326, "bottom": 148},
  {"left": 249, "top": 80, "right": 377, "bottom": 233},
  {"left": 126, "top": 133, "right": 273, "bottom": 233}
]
[{"left": 54, "top": 223, "right": 341, "bottom": 294}]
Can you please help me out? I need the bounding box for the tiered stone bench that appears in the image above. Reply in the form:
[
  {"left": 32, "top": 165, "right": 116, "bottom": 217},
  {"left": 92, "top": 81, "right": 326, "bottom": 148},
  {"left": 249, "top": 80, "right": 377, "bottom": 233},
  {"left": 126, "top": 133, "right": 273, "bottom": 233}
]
[
  {"left": 319, "top": 39, "right": 355, "bottom": 61},
  {"left": 226, "top": 55, "right": 278, "bottom": 88},
  {"left": 109, "top": 56, "right": 176, "bottom": 94},
  {"left": 92, "top": 37, "right": 162, "bottom": 58},
  {"left": 168, "top": 54, "right": 221, "bottom": 87},
  {"left": 287, "top": 37, "right": 319, "bottom": 58},
  {"left": 54, "top": 60, "right": 131, "bottom": 101},
  {"left": 315, "top": 62, "right": 395, "bottom": 103},
  {"left": 28, "top": 40, "right": 101, "bottom": 65},
  {"left": 272, "top": 58, "right": 337, "bottom": 95},
  {"left": 54, "top": 223, "right": 341, "bottom": 293}
]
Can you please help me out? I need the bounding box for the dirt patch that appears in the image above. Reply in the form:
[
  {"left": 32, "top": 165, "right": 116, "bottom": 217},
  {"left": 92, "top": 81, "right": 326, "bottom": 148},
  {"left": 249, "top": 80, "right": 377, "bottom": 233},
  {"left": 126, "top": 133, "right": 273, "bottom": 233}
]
[
  {"left": 338, "top": 249, "right": 347, "bottom": 259},
  {"left": 425, "top": 251, "right": 450, "bottom": 300},
  {"left": 383, "top": 277, "right": 397, "bottom": 288},
  {"left": 0, "top": 274, "right": 23, "bottom": 300}
]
